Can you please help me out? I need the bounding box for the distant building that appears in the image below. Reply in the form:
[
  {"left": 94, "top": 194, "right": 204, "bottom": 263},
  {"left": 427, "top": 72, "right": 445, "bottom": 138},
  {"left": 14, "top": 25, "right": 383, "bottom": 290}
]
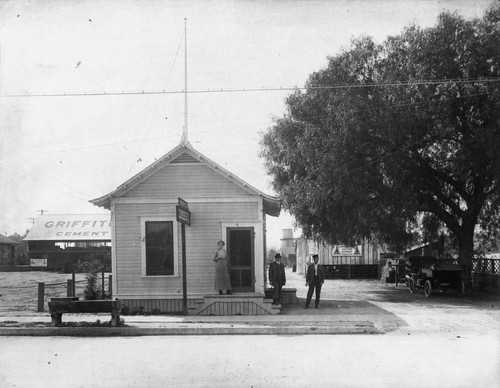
[
  {"left": 24, "top": 214, "right": 111, "bottom": 272},
  {"left": 295, "top": 237, "right": 387, "bottom": 278},
  {"left": 404, "top": 241, "right": 443, "bottom": 258},
  {"left": 279, "top": 229, "right": 296, "bottom": 267},
  {"left": 0, "top": 234, "right": 19, "bottom": 266}
]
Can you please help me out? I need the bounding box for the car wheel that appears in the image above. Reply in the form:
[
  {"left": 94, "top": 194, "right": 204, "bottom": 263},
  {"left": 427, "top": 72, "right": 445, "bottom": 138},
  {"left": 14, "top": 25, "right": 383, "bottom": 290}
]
[
  {"left": 424, "top": 280, "right": 432, "bottom": 298},
  {"left": 458, "top": 280, "right": 465, "bottom": 297},
  {"left": 409, "top": 278, "right": 416, "bottom": 294}
]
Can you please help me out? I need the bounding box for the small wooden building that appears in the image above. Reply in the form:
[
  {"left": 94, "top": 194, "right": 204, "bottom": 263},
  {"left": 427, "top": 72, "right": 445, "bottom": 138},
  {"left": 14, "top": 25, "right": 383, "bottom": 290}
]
[
  {"left": 90, "top": 142, "right": 281, "bottom": 315},
  {"left": 0, "top": 234, "right": 19, "bottom": 266}
]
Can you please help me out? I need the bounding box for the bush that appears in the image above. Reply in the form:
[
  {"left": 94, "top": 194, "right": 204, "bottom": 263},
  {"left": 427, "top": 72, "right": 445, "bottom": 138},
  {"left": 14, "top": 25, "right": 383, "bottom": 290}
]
[{"left": 78, "top": 260, "right": 110, "bottom": 300}]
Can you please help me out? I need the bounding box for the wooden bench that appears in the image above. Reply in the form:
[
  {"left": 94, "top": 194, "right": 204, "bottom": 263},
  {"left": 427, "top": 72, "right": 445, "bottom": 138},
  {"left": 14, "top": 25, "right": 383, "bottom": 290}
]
[{"left": 48, "top": 299, "right": 121, "bottom": 327}]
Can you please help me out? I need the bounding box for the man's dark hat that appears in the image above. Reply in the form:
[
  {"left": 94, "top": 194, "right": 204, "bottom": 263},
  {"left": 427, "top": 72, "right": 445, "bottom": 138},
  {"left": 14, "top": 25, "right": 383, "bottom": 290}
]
[
  {"left": 275, "top": 253, "right": 282, "bottom": 259},
  {"left": 312, "top": 254, "right": 319, "bottom": 259}
]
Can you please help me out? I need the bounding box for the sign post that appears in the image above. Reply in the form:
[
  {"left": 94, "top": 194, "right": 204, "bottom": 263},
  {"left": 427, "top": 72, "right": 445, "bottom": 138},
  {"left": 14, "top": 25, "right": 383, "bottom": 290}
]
[{"left": 176, "top": 198, "right": 191, "bottom": 315}]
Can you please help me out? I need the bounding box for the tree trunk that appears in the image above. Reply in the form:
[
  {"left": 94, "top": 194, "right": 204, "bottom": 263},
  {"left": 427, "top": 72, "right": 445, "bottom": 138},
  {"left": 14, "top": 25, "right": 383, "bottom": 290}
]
[{"left": 457, "top": 227, "right": 475, "bottom": 292}]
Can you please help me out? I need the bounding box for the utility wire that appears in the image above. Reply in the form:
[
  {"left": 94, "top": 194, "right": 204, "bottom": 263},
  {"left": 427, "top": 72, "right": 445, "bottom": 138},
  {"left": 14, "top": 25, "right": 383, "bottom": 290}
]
[
  {"left": 24, "top": 160, "right": 91, "bottom": 200},
  {"left": 292, "top": 92, "right": 491, "bottom": 123},
  {"left": 127, "top": 27, "right": 185, "bottom": 176},
  {"left": 1, "top": 78, "right": 498, "bottom": 98},
  {"left": 310, "top": 94, "right": 490, "bottom": 182},
  {"left": 1, "top": 91, "right": 490, "bottom": 163}
]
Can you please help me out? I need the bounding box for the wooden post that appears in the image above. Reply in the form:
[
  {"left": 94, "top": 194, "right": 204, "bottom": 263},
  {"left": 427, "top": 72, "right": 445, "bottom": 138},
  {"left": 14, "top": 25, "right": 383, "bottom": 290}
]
[
  {"left": 182, "top": 223, "right": 187, "bottom": 315},
  {"left": 37, "top": 282, "right": 45, "bottom": 312},
  {"left": 108, "top": 275, "right": 112, "bottom": 298},
  {"left": 101, "top": 263, "right": 105, "bottom": 299},
  {"left": 67, "top": 279, "right": 73, "bottom": 297},
  {"left": 72, "top": 264, "right": 76, "bottom": 297}
]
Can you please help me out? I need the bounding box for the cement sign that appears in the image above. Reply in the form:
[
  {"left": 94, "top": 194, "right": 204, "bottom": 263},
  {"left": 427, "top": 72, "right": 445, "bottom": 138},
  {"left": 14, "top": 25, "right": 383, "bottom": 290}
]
[{"left": 25, "top": 214, "right": 111, "bottom": 241}]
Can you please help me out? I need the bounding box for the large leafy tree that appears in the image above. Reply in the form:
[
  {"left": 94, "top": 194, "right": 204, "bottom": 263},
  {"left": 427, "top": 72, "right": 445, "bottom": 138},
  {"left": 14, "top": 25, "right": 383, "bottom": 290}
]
[{"left": 261, "top": 7, "right": 500, "bottom": 288}]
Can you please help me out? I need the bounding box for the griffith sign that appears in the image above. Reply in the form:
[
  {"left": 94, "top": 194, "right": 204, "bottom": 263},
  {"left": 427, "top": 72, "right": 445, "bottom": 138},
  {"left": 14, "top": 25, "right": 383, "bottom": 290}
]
[{"left": 24, "top": 214, "right": 111, "bottom": 241}]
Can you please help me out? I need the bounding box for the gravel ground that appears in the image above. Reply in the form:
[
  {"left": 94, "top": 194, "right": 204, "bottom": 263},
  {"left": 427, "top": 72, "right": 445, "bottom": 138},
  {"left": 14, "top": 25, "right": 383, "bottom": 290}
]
[
  {"left": 283, "top": 268, "right": 500, "bottom": 334},
  {"left": 1, "top": 269, "right": 499, "bottom": 335}
]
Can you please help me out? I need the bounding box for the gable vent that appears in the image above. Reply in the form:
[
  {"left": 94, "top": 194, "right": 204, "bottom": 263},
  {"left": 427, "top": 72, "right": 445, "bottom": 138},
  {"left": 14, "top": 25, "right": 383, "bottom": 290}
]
[{"left": 171, "top": 153, "right": 202, "bottom": 164}]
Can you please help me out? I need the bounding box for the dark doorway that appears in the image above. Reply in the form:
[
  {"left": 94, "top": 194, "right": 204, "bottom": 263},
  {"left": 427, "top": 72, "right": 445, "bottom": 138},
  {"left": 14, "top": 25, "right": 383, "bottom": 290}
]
[{"left": 226, "top": 228, "right": 254, "bottom": 292}]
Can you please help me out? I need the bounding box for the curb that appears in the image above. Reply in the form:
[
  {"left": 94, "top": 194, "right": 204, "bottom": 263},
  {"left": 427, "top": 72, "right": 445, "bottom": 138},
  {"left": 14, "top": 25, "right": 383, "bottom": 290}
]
[{"left": 0, "top": 321, "right": 382, "bottom": 336}]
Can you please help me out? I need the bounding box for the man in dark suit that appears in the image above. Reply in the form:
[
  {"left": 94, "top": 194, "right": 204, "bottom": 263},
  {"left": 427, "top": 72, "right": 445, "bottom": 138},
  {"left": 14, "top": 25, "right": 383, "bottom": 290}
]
[
  {"left": 305, "top": 254, "right": 325, "bottom": 309},
  {"left": 268, "top": 253, "right": 286, "bottom": 305}
]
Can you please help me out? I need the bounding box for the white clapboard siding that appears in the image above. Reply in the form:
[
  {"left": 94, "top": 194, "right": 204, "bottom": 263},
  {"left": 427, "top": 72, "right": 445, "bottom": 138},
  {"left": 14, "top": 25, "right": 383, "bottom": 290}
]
[
  {"left": 114, "top": 201, "right": 260, "bottom": 296},
  {"left": 122, "top": 163, "right": 251, "bottom": 198}
]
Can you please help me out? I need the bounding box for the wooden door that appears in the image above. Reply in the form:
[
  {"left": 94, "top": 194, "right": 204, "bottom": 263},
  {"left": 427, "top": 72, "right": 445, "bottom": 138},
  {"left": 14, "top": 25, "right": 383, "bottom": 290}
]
[{"left": 226, "top": 228, "right": 254, "bottom": 292}]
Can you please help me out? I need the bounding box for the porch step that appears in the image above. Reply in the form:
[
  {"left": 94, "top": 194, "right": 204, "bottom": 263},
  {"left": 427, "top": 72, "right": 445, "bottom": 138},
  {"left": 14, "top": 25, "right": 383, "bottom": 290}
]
[
  {"left": 263, "top": 298, "right": 282, "bottom": 313},
  {"left": 264, "top": 287, "right": 298, "bottom": 305},
  {"left": 193, "top": 293, "right": 280, "bottom": 316}
]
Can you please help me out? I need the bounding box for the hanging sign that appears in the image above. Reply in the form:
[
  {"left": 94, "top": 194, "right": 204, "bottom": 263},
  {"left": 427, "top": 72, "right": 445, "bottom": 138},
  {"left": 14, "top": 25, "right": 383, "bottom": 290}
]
[
  {"left": 176, "top": 206, "right": 191, "bottom": 225},
  {"left": 178, "top": 197, "right": 189, "bottom": 211},
  {"left": 176, "top": 198, "right": 190, "bottom": 225},
  {"left": 30, "top": 259, "right": 47, "bottom": 267},
  {"left": 332, "top": 245, "right": 362, "bottom": 256}
]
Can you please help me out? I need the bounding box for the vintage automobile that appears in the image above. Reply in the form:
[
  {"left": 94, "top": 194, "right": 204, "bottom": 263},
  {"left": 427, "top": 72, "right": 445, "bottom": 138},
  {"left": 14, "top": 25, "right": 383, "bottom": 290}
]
[{"left": 405, "top": 256, "right": 465, "bottom": 297}]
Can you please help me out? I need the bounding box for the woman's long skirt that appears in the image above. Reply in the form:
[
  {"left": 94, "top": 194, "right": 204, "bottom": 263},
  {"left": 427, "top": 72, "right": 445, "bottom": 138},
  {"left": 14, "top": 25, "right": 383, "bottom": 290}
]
[{"left": 215, "top": 258, "right": 232, "bottom": 291}]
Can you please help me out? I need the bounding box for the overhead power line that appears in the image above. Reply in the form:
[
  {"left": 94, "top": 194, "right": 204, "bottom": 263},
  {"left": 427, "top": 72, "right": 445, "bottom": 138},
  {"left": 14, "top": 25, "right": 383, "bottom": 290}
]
[
  {"left": 1, "top": 78, "right": 499, "bottom": 98},
  {"left": 127, "top": 22, "right": 186, "bottom": 177}
]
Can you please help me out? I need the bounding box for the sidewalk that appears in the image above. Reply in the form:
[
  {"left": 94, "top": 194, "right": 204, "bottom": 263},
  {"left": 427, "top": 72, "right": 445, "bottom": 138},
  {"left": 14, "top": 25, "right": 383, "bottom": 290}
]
[{"left": 0, "top": 298, "right": 383, "bottom": 336}]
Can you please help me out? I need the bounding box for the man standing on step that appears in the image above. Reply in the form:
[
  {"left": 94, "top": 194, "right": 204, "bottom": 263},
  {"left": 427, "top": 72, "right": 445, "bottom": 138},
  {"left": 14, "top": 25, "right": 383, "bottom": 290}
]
[
  {"left": 305, "top": 254, "right": 325, "bottom": 309},
  {"left": 269, "top": 253, "right": 286, "bottom": 305}
]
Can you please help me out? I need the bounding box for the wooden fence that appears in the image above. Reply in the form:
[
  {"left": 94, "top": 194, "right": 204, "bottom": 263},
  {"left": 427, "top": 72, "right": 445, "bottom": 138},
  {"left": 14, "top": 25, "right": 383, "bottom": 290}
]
[
  {"left": 471, "top": 258, "right": 499, "bottom": 294},
  {"left": 37, "top": 274, "right": 112, "bottom": 312}
]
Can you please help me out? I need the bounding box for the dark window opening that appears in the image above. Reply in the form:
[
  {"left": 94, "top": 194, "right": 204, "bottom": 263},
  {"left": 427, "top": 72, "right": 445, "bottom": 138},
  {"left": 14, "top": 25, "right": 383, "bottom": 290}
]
[{"left": 146, "top": 221, "right": 174, "bottom": 276}]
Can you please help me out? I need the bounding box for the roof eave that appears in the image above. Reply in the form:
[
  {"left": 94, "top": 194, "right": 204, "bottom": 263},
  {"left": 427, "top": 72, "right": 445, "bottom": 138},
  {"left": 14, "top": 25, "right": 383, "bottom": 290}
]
[
  {"left": 89, "top": 195, "right": 112, "bottom": 210},
  {"left": 262, "top": 196, "right": 281, "bottom": 217}
]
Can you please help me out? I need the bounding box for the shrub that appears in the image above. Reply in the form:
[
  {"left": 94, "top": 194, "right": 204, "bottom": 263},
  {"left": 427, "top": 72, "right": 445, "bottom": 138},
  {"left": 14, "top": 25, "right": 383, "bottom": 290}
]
[{"left": 78, "top": 260, "right": 110, "bottom": 300}]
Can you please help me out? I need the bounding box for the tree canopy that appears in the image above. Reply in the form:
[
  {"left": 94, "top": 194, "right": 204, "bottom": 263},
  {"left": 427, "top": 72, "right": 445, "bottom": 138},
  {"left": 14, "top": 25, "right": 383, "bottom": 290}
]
[{"left": 260, "top": 7, "right": 500, "bottom": 284}]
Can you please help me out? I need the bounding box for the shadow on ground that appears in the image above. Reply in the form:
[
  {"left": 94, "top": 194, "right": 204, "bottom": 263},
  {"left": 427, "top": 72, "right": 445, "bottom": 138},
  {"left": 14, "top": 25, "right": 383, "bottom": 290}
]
[
  {"left": 281, "top": 297, "right": 408, "bottom": 333},
  {"left": 363, "top": 286, "right": 499, "bottom": 310}
]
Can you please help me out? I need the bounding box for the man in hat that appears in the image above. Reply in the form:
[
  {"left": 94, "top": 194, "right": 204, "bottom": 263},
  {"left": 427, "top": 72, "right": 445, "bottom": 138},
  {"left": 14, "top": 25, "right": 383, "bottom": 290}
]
[
  {"left": 268, "top": 252, "right": 286, "bottom": 305},
  {"left": 305, "top": 254, "right": 325, "bottom": 309}
]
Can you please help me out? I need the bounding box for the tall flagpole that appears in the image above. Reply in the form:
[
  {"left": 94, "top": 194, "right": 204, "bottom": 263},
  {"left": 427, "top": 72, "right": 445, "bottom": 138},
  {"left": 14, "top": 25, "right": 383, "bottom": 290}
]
[
  {"left": 181, "top": 17, "right": 188, "bottom": 144},
  {"left": 181, "top": 18, "right": 188, "bottom": 316}
]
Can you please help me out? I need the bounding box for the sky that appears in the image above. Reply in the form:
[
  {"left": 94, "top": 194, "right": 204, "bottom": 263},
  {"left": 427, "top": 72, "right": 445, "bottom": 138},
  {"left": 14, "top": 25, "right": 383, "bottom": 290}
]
[{"left": 0, "top": 0, "right": 492, "bottom": 249}]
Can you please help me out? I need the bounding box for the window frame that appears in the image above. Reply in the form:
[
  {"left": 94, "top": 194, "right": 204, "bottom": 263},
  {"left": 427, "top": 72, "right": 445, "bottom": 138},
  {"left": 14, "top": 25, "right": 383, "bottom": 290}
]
[{"left": 140, "top": 216, "right": 179, "bottom": 277}]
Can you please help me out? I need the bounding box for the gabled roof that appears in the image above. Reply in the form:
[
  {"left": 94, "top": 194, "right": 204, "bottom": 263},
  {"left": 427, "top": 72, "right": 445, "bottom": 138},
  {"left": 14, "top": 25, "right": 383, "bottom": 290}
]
[
  {"left": 90, "top": 142, "right": 281, "bottom": 217},
  {"left": 0, "top": 234, "right": 19, "bottom": 245}
]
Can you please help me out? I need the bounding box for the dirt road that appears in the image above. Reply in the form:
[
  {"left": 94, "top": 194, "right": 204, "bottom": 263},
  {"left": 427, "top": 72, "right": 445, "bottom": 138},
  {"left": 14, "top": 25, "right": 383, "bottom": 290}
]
[{"left": 284, "top": 269, "right": 500, "bottom": 335}]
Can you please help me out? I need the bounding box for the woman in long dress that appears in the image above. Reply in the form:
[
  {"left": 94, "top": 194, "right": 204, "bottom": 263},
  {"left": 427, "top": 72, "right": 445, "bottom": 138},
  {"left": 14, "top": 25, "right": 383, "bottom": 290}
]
[{"left": 213, "top": 240, "right": 232, "bottom": 295}]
